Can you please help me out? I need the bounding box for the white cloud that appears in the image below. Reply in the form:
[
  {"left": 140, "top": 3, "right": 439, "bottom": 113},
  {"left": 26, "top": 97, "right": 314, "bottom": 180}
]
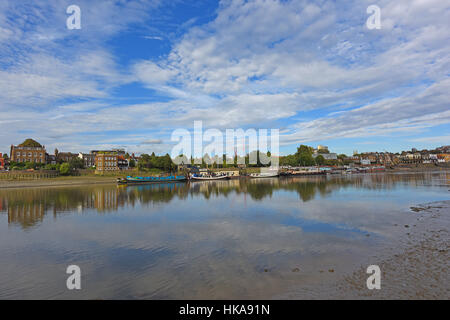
[
  {"left": 1, "top": 0, "right": 450, "bottom": 154},
  {"left": 141, "top": 139, "right": 163, "bottom": 145},
  {"left": 129, "top": 0, "right": 450, "bottom": 147},
  {"left": 411, "top": 135, "right": 450, "bottom": 144}
]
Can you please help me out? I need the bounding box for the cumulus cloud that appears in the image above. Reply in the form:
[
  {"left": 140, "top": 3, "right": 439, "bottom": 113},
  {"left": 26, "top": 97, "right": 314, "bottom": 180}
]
[
  {"left": 1, "top": 0, "right": 449, "bottom": 154},
  {"left": 141, "top": 139, "right": 163, "bottom": 145},
  {"left": 129, "top": 0, "right": 450, "bottom": 149}
]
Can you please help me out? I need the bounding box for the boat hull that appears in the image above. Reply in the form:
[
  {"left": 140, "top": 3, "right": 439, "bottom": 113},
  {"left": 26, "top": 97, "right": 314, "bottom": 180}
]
[
  {"left": 249, "top": 173, "right": 279, "bottom": 178},
  {"left": 118, "top": 176, "right": 187, "bottom": 185},
  {"left": 191, "top": 175, "right": 229, "bottom": 181}
]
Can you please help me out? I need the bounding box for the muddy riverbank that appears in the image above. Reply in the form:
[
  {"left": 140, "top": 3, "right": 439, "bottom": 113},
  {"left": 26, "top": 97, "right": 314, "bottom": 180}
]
[
  {"left": 0, "top": 176, "right": 116, "bottom": 189},
  {"left": 279, "top": 201, "right": 450, "bottom": 299}
]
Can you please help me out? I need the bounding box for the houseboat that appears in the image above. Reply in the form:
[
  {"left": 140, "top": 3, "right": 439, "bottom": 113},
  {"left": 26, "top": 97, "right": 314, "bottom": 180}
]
[
  {"left": 117, "top": 175, "right": 187, "bottom": 185},
  {"left": 191, "top": 175, "right": 229, "bottom": 181},
  {"left": 190, "top": 173, "right": 229, "bottom": 181}
]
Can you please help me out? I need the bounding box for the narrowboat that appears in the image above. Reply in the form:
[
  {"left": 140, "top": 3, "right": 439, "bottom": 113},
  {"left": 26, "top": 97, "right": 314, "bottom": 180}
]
[{"left": 117, "top": 175, "right": 187, "bottom": 185}]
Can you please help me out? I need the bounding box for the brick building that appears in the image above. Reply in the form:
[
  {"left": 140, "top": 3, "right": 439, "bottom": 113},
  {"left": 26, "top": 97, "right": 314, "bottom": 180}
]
[
  {"left": 0, "top": 153, "right": 5, "bottom": 170},
  {"left": 54, "top": 149, "right": 78, "bottom": 163},
  {"left": 437, "top": 154, "right": 450, "bottom": 163},
  {"left": 78, "top": 153, "right": 96, "bottom": 168},
  {"left": 117, "top": 155, "right": 129, "bottom": 170},
  {"left": 46, "top": 154, "right": 57, "bottom": 165},
  {"left": 95, "top": 153, "right": 118, "bottom": 173},
  {"left": 10, "top": 139, "right": 46, "bottom": 164}
]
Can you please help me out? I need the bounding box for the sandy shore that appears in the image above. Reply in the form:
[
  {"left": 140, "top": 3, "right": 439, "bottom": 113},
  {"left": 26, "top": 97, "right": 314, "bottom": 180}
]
[
  {"left": 280, "top": 201, "right": 450, "bottom": 299},
  {"left": 0, "top": 176, "right": 117, "bottom": 189}
]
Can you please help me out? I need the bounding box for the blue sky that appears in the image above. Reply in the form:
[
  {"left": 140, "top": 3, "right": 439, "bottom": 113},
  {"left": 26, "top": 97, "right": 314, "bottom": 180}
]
[{"left": 0, "top": 0, "right": 449, "bottom": 156}]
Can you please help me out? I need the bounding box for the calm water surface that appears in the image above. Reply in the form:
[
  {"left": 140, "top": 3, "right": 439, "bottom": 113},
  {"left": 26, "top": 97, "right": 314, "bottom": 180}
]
[{"left": 0, "top": 172, "right": 449, "bottom": 299}]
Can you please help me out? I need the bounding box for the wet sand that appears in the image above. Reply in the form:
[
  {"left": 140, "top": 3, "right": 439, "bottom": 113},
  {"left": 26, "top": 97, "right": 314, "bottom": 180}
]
[{"left": 280, "top": 201, "right": 450, "bottom": 299}]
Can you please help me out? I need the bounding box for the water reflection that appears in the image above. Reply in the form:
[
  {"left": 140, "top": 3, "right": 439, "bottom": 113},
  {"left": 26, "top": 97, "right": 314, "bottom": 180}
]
[
  {"left": 0, "top": 172, "right": 448, "bottom": 229},
  {"left": 0, "top": 172, "right": 448, "bottom": 299}
]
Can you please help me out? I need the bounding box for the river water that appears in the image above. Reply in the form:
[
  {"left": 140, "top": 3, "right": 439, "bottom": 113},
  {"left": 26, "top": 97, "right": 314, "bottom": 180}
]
[{"left": 0, "top": 172, "right": 448, "bottom": 299}]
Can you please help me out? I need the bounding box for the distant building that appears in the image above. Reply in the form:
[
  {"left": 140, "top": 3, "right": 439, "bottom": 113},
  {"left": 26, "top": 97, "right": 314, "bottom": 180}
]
[
  {"left": 379, "top": 153, "right": 397, "bottom": 166},
  {"left": 437, "top": 154, "right": 450, "bottom": 163},
  {"left": 317, "top": 145, "right": 329, "bottom": 152},
  {"left": 95, "top": 153, "right": 118, "bottom": 173},
  {"left": 117, "top": 155, "right": 129, "bottom": 170},
  {"left": 313, "top": 153, "right": 337, "bottom": 160},
  {"left": 344, "top": 156, "right": 360, "bottom": 163},
  {"left": 55, "top": 149, "right": 78, "bottom": 163},
  {"left": 91, "top": 149, "right": 125, "bottom": 156},
  {"left": 435, "top": 146, "right": 450, "bottom": 153},
  {"left": 46, "top": 154, "right": 57, "bottom": 165},
  {"left": 312, "top": 145, "right": 336, "bottom": 161},
  {"left": 78, "top": 153, "right": 95, "bottom": 168},
  {"left": 0, "top": 153, "right": 5, "bottom": 170},
  {"left": 10, "top": 139, "right": 46, "bottom": 164},
  {"left": 322, "top": 153, "right": 337, "bottom": 160},
  {"left": 400, "top": 152, "right": 422, "bottom": 164},
  {"left": 128, "top": 153, "right": 139, "bottom": 166}
]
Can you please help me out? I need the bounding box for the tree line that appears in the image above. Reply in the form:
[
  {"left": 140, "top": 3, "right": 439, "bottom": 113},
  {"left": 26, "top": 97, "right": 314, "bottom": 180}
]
[{"left": 279, "top": 145, "right": 348, "bottom": 167}]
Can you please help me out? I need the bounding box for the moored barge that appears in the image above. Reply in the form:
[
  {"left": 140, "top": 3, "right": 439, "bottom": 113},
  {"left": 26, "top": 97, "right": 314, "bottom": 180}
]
[{"left": 117, "top": 175, "right": 187, "bottom": 185}]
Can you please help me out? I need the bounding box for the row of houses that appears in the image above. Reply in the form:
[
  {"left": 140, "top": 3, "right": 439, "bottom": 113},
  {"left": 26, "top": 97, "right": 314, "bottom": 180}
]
[
  {"left": 3, "top": 139, "right": 140, "bottom": 173},
  {"left": 348, "top": 148, "right": 450, "bottom": 165},
  {"left": 344, "top": 152, "right": 398, "bottom": 166},
  {"left": 397, "top": 151, "right": 450, "bottom": 164}
]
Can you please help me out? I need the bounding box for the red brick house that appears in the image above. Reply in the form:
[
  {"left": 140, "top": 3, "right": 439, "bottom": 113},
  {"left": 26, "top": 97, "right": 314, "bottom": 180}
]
[{"left": 0, "top": 153, "right": 4, "bottom": 170}]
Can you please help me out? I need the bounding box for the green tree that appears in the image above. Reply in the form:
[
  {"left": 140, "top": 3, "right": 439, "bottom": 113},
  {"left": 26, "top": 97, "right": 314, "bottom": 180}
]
[
  {"left": 295, "top": 145, "right": 315, "bottom": 166},
  {"left": 137, "top": 161, "right": 146, "bottom": 171},
  {"left": 25, "top": 162, "right": 36, "bottom": 169},
  {"left": 299, "top": 153, "right": 315, "bottom": 166},
  {"left": 69, "top": 157, "right": 84, "bottom": 169},
  {"left": 45, "top": 164, "right": 57, "bottom": 170},
  {"left": 59, "top": 163, "right": 71, "bottom": 175},
  {"left": 296, "top": 145, "right": 314, "bottom": 156},
  {"left": 315, "top": 155, "right": 325, "bottom": 165}
]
